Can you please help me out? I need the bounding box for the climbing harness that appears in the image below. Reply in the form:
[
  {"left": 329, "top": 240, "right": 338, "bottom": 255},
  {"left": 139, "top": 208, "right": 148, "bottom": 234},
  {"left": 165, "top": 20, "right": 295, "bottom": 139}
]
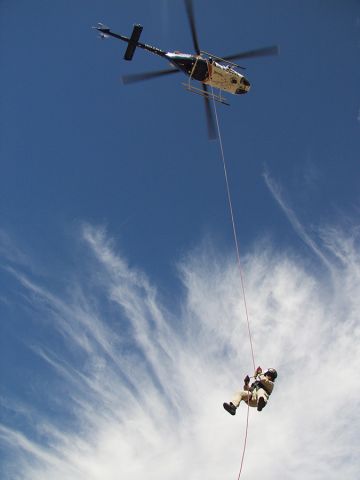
[
  {"left": 210, "top": 85, "right": 256, "bottom": 480},
  {"left": 251, "top": 380, "right": 272, "bottom": 396}
]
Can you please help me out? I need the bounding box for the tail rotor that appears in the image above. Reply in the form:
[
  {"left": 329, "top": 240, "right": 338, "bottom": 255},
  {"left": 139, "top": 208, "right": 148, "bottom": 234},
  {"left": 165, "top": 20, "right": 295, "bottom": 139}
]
[{"left": 93, "top": 22, "right": 110, "bottom": 39}]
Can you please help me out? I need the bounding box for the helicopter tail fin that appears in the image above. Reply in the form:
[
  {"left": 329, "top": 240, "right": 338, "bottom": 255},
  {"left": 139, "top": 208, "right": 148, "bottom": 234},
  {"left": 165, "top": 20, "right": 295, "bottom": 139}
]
[{"left": 124, "top": 24, "right": 143, "bottom": 61}]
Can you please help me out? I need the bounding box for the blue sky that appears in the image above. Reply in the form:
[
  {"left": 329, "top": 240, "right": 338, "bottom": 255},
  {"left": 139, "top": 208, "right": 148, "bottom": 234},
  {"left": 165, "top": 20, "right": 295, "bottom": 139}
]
[{"left": 1, "top": 1, "right": 360, "bottom": 479}]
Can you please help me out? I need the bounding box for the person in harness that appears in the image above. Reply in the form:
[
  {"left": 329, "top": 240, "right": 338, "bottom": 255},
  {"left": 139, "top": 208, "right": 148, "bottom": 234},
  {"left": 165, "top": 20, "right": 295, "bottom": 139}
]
[{"left": 223, "top": 367, "right": 277, "bottom": 414}]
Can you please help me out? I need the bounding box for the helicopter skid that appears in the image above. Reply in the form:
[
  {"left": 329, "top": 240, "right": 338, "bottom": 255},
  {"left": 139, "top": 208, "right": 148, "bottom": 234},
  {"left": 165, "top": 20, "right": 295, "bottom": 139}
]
[{"left": 182, "top": 83, "right": 230, "bottom": 106}]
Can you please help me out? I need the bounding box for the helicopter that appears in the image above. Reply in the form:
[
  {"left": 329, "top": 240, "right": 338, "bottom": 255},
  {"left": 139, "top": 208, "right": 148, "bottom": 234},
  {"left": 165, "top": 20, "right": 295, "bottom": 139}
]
[{"left": 94, "top": 0, "right": 278, "bottom": 138}]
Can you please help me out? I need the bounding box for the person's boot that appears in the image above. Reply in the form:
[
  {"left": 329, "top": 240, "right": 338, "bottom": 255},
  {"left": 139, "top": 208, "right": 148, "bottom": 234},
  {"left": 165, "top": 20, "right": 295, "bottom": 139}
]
[
  {"left": 257, "top": 397, "right": 266, "bottom": 412},
  {"left": 223, "top": 402, "right": 236, "bottom": 415}
]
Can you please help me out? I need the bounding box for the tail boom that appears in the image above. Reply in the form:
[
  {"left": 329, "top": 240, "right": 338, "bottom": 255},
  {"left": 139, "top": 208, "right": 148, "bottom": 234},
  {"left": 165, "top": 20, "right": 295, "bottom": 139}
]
[{"left": 95, "top": 23, "right": 166, "bottom": 60}]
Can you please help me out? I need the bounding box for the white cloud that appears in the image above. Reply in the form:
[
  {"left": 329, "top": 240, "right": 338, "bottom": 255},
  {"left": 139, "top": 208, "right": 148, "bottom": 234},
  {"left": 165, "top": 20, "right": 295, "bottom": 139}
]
[
  {"left": 263, "top": 169, "right": 334, "bottom": 271},
  {"left": 0, "top": 229, "right": 29, "bottom": 267},
  {"left": 1, "top": 223, "right": 359, "bottom": 479}
]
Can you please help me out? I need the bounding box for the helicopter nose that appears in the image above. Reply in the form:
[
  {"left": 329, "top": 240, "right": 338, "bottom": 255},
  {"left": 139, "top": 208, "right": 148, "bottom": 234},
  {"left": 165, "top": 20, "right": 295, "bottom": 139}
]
[
  {"left": 236, "top": 77, "right": 251, "bottom": 94},
  {"left": 242, "top": 78, "right": 250, "bottom": 90}
]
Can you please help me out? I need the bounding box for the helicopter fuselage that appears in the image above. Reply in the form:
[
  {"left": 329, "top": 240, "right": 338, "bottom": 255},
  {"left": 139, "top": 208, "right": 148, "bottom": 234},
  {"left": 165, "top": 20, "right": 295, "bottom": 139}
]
[
  {"left": 94, "top": 25, "right": 251, "bottom": 95},
  {"left": 166, "top": 52, "right": 251, "bottom": 94},
  {"left": 95, "top": 6, "right": 277, "bottom": 138}
]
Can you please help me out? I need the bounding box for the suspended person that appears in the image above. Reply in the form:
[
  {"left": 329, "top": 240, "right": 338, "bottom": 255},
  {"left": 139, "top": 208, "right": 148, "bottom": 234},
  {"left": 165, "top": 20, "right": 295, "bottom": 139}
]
[{"left": 223, "top": 367, "right": 277, "bottom": 414}]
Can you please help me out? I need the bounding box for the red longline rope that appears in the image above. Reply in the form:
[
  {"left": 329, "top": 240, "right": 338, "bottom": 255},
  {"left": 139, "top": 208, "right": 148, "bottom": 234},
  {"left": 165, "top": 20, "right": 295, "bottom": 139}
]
[
  {"left": 237, "top": 400, "right": 251, "bottom": 480},
  {"left": 210, "top": 88, "right": 256, "bottom": 371},
  {"left": 210, "top": 86, "right": 256, "bottom": 479}
]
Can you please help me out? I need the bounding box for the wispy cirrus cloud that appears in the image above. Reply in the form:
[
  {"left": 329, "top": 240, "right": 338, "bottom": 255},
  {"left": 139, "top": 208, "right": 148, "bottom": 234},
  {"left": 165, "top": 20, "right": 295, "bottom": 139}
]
[
  {"left": 0, "top": 223, "right": 359, "bottom": 479},
  {"left": 263, "top": 168, "right": 334, "bottom": 271},
  {"left": 0, "top": 229, "right": 29, "bottom": 267}
]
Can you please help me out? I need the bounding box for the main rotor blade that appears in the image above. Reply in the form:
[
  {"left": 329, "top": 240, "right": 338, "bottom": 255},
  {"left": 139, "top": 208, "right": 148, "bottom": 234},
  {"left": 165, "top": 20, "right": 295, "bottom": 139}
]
[
  {"left": 222, "top": 45, "right": 279, "bottom": 62},
  {"left": 121, "top": 68, "right": 180, "bottom": 84},
  {"left": 202, "top": 84, "right": 217, "bottom": 140},
  {"left": 184, "top": 0, "right": 201, "bottom": 55}
]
